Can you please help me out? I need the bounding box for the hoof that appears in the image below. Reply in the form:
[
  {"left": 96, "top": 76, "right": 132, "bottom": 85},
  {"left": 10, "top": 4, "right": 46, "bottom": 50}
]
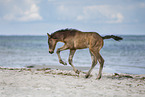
[
  {"left": 63, "top": 62, "right": 67, "bottom": 65},
  {"left": 85, "top": 74, "right": 90, "bottom": 78},
  {"left": 60, "top": 60, "right": 67, "bottom": 65},
  {"left": 75, "top": 70, "right": 80, "bottom": 74}
]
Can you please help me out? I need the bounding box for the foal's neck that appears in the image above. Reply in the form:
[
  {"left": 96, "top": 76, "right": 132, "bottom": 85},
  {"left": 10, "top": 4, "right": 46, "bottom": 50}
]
[{"left": 52, "top": 32, "right": 64, "bottom": 42}]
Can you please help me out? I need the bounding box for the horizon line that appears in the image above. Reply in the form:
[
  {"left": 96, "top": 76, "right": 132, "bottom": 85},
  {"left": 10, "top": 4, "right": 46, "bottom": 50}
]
[{"left": 0, "top": 34, "right": 145, "bottom": 36}]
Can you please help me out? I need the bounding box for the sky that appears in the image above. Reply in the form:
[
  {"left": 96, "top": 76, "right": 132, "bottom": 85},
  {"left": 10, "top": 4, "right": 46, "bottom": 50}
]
[{"left": 0, "top": 0, "right": 145, "bottom": 35}]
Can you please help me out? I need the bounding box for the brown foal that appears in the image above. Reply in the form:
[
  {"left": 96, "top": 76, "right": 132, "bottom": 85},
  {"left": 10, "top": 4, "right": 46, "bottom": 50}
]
[{"left": 47, "top": 29, "right": 122, "bottom": 79}]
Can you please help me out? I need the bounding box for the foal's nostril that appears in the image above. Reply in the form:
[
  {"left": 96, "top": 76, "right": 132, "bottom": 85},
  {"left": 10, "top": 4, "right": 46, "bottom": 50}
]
[{"left": 49, "top": 51, "right": 54, "bottom": 54}]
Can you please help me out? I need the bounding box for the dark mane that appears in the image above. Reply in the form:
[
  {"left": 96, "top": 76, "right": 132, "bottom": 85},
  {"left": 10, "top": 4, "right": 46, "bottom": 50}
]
[
  {"left": 51, "top": 28, "right": 79, "bottom": 39},
  {"left": 53, "top": 28, "right": 79, "bottom": 34}
]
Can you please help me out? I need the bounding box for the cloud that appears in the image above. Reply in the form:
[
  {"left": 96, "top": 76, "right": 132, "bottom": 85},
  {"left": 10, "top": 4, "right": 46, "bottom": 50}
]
[
  {"left": 107, "top": 13, "right": 124, "bottom": 23},
  {"left": 18, "top": 4, "right": 42, "bottom": 21},
  {"left": 140, "top": 3, "right": 145, "bottom": 8},
  {"left": 54, "top": 2, "right": 124, "bottom": 24},
  {"left": 77, "top": 5, "right": 124, "bottom": 23},
  {"left": 56, "top": 4, "right": 81, "bottom": 21},
  {"left": 2, "top": 0, "right": 42, "bottom": 22}
]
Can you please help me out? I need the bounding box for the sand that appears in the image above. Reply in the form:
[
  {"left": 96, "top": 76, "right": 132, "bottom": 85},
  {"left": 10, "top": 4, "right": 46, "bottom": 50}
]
[{"left": 0, "top": 67, "right": 145, "bottom": 97}]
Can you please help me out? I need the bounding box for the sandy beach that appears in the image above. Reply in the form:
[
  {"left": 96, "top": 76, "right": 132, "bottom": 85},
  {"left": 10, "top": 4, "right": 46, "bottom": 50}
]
[{"left": 0, "top": 67, "right": 145, "bottom": 97}]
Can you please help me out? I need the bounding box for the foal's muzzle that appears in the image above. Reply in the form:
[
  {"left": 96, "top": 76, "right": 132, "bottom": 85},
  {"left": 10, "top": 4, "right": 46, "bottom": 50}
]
[{"left": 49, "top": 51, "right": 54, "bottom": 54}]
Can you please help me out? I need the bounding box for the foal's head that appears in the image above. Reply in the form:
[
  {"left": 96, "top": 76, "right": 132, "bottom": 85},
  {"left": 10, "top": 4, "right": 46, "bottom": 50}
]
[{"left": 47, "top": 33, "right": 57, "bottom": 54}]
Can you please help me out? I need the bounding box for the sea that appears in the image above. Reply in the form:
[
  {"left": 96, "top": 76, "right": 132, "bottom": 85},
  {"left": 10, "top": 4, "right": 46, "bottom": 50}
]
[{"left": 0, "top": 35, "right": 145, "bottom": 74}]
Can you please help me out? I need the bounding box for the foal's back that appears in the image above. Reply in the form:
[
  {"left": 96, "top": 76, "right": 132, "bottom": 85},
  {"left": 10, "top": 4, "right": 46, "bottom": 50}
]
[{"left": 64, "top": 31, "right": 103, "bottom": 50}]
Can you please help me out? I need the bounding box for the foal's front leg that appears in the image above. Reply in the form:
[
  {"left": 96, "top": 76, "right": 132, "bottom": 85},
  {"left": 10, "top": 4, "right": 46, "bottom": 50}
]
[
  {"left": 68, "top": 50, "right": 80, "bottom": 74},
  {"left": 56, "top": 45, "right": 68, "bottom": 65}
]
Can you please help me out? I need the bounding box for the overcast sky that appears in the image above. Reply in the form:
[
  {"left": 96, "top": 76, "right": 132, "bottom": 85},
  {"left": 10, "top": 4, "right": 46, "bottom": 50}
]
[{"left": 0, "top": 0, "right": 145, "bottom": 35}]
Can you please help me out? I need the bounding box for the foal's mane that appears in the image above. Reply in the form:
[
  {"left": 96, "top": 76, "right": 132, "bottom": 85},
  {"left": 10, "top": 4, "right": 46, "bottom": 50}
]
[
  {"left": 50, "top": 28, "right": 79, "bottom": 39},
  {"left": 53, "top": 28, "right": 79, "bottom": 34}
]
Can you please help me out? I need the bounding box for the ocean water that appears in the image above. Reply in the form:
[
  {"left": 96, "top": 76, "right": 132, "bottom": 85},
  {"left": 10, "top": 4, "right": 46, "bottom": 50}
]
[{"left": 0, "top": 35, "right": 145, "bottom": 74}]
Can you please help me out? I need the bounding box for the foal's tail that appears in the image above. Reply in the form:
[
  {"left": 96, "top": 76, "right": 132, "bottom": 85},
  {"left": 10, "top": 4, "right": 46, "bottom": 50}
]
[{"left": 102, "top": 35, "right": 123, "bottom": 41}]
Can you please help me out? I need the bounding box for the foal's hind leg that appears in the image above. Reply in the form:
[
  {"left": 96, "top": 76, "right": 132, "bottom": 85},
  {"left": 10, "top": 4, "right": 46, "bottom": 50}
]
[
  {"left": 68, "top": 50, "right": 80, "bottom": 74},
  {"left": 96, "top": 52, "right": 104, "bottom": 79},
  {"left": 85, "top": 50, "right": 97, "bottom": 78},
  {"left": 88, "top": 48, "right": 104, "bottom": 79},
  {"left": 56, "top": 44, "right": 68, "bottom": 65}
]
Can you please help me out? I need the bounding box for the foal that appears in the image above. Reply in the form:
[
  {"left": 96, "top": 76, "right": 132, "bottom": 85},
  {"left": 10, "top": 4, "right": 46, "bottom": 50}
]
[{"left": 47, "top": 29, "right": 122, "bottom": 79}]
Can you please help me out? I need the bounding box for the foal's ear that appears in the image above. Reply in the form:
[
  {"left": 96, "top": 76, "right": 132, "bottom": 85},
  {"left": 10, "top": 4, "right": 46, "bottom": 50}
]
[{"left": 47, "top": 33, "right": 51, "bottom": 38}]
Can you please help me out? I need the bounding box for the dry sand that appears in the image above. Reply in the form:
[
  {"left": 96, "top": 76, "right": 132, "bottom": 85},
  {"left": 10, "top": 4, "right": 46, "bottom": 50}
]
[{"left": 0, "top": 67, "right": 145, "bottom": 97}]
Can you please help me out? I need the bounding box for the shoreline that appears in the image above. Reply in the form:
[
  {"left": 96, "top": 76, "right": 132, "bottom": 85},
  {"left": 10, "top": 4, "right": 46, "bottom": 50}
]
[
  {"left": 0, "top": 67, "right": 145, "bottom": 97},
  {"left": 0, "top": 66, "right": 145, "bottom": 79},
  {"left": 1, "top": 64, "right": 144, "bottom": 75}
]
